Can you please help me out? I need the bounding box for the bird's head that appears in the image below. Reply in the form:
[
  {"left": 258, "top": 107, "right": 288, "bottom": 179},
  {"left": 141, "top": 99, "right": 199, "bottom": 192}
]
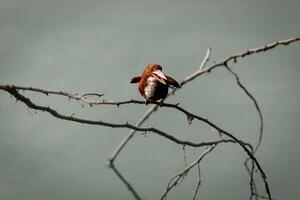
[{"left": 143, "top": 64, "right": 167, "bottom": 84}]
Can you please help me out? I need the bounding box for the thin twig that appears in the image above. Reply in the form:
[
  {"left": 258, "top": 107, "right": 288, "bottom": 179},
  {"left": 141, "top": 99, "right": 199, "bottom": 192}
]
[
  {"left": 199, "top": 48, "right": 211, "bottom": 71},
  {"left": 108, "top": 104, "right": 158, "bottom": 162},
  {"left": 82, "top": 93, "right": 104, "bottom": 98},
  {"left": 192, "top": 162, "right": 202, "bottom": 200},
  {"left": 109, "top": 163, "right": 142, "bottom": 200},
  {"left": 181, "top": 37, "right": 300, "bottom": 86},
  {"left": 161, "top": 145, "right": 217, "bottom": 200},
  {"left": 224, "top": 65, "right": 264, "bottom": 199},
  {"left": 224, "top": 65, "right": 263, "bottom": 154}
]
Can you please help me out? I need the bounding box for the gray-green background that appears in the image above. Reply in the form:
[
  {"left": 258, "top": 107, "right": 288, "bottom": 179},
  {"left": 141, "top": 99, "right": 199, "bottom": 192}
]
[{"left": 0, "top": 0, "right": 299, "bottom": 199}]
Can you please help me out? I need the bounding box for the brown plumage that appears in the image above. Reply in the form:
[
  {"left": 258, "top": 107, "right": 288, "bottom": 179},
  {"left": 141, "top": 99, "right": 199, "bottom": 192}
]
[{"left": 130, "top": 64, "right": 181, "bottom": 105}]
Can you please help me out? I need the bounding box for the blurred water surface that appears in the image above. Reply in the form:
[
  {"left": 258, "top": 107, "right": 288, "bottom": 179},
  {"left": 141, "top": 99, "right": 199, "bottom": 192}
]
[{"left": 0, "top": 0, "right": 299, "bottom": 199}]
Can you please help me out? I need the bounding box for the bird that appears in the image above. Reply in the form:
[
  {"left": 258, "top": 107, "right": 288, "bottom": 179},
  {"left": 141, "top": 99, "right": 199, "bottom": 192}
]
[{"left": 130, "top": 64, "right": 181, "bottom": 105}]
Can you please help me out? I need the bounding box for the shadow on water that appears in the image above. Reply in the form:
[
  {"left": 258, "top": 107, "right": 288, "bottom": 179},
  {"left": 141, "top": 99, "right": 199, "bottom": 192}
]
[{"left": 109, "top": 163, "right": 142, "bottom": 200}]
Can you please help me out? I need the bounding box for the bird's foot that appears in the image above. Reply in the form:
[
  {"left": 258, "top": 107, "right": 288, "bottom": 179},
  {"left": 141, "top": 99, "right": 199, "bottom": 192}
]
[{"left": 159, "top": 99, "right": 164, "bottom": 107}]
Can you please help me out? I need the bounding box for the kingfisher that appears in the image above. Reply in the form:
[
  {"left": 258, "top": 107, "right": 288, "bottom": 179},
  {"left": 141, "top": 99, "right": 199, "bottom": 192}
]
[{"left": 130, "top": 64, "right": 181, "bottom": 105}]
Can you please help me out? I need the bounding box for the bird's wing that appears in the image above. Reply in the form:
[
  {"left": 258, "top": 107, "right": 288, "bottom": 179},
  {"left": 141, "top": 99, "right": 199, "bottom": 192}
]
[
  {"left": 130, "top": 76, "right": 141, "bottom": 83},
  {"left": 166, "top": 76, "right": 181, "bottom": 88}
]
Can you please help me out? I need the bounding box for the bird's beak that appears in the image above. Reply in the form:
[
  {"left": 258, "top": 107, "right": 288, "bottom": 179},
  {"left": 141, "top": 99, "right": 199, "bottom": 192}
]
[{"left": 152, "top": 69, "right": 167, "bottom": 84}]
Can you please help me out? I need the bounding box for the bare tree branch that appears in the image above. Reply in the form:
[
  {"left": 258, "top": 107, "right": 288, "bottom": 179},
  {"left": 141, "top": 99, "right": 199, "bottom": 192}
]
[
  {"left": 223, "top": 65, "right": 264, "bottom": 199},
  {"left": 161, "top": 145, "right": 217, "bottom": 200},
  {"left": 108, "top": 104, "right": 157, "bottom": 162},
  {"left": 198, "top": 48, "right": 211, "bottom": 71},
  {"left": 192, "top": 162, "right": 202, "bottom": 200},
  {"left": 0, "top": 84, "right": 272, "bottom": 199},
  {"left": 110, "top": 37, "right": 300, "bottom": 164},
  {"left": 181, "top": 37, "right": 300, "bottom": 85},
  {"left": 1, "top": 37, "right": 298, "bottom": 200},
  {"left": 109, "top": 163, "right": 142, "bottom": 200},
  {"left": 224, "top": 64, "right": 264, "bottom": 154},
  {"left": 0, "top": 85, "right": 234, "bottom": 148}
]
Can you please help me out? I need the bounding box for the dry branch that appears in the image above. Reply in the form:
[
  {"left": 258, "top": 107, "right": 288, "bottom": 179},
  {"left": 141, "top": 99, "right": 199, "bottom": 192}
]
[
  {"left": 0, "top": 84, "right": 271, "bottom": 199},
  {"left": 161, "top": 145, "right": 217, "bottom": 200},
  {"left": 110, "top": 37, "right": 300, "bottom": 164},
  {"left": 0, "top": 85, "right": 234, "bottom": 148},
  {"left": 1, "top": 37, "right": 299, "bottom": 200}
]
